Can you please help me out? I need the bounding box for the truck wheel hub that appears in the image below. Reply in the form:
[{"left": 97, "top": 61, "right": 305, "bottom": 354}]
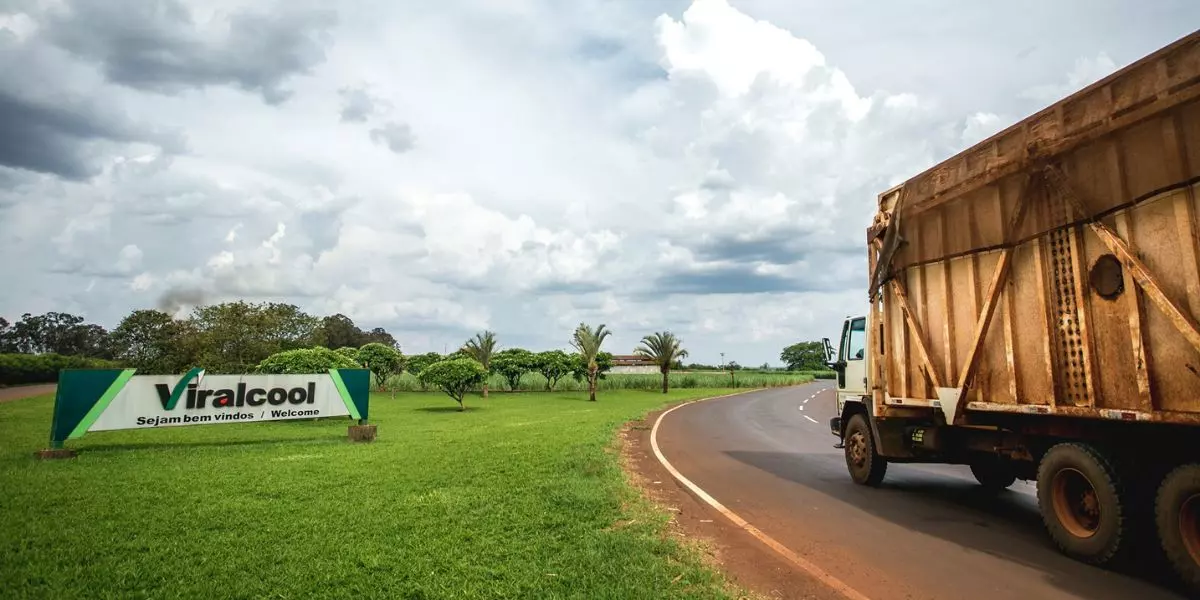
[
  {"left": 1051, "top": 467, "right": 1101, "bottom": 538},
  {"left": 847, "top": 432, "right": 867, "bottom": 466},
  {"left": 1181, "top": 494, "right": 1200, "bottom": 565}
]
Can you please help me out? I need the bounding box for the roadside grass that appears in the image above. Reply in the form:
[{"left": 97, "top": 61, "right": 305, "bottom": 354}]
[
  {"left": 0, "top": 387, "right": 781, "bottom": 599},
  {"left": 385, "top": 370, "right": 822, "bottom": 393}
]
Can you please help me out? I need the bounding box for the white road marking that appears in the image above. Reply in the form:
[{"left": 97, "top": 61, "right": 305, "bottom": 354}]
[
  {"left": 651, "top": 390, "right": 872, "bottom": 600},
  {"left": 804, "top": 415, "right": 819, "bottom": 424},
  {"left": 798, "top": 405, "right": 804, "bottom": 411}
]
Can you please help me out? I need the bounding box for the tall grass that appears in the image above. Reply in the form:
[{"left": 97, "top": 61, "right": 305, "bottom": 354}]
[{"left": 381, "top": 370, "right": 826, "bottom": 392}]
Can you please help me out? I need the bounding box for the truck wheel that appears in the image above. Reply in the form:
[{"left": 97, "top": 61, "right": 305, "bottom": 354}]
[
  {"left": 1036, "top": 442, "right": 1126, "bottom": 565},
  {"left": 1155, "top": 464, "right": 1200, "bottom": 590},
  {"left": 844, "top": 413, "right": 886, "bottom": 487},
  {"left": 970, "top": 457, "right": 1017, "bottom": 492}
]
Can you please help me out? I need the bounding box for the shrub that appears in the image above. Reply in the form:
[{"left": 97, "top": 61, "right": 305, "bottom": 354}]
[
  {"left": 358, "top": 342, "right": 405, "bottom": 390},
  {"left": 417, "top": 358, "right": 487, "bottom": 411},
  {"left": 0, "top": 353, "right": 124, "bottom": 386},
  {"left": 533, "top": 350, "right": 572, "bottom": 391},
  {"left": 334, "top": 346, "right": 361, "bottom": 364},
  {"left": 405, "top": 352, "right": 443, "bottom": 391},
  {"left": 492, "top": 348, "right": 536, "bottom": 391},
  {"left": 255, "top": 347, "right": 360, "bottom": 374}
]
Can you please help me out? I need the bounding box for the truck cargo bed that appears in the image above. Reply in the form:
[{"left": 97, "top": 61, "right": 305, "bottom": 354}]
[{"left": 868, "top": 30, "right": 1200, "bottom": 425}]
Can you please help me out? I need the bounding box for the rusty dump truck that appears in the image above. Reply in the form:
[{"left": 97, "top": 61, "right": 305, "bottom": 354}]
[{"left": 825, "top": 30, "right": 1200, "bottom": 588}]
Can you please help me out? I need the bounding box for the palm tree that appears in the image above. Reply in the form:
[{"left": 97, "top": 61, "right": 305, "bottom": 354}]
[
  {"left": 635, "top": 331, "right": 689, "bottom": 394},
  {"left": 571, "top": 322, "right": 611, "bottom": 402},
  {"left": 462, "top": 330, "right": 498, "bottom": 398}
]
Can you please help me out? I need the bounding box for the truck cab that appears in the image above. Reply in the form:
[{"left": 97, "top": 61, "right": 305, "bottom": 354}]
[{"left": 824, "top": 315, "right": 868, "bottom": 441}]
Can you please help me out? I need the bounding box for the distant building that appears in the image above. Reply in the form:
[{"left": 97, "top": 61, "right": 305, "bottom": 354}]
[{"left": 610, "top": 354, "right": 659, "bottom": 374}]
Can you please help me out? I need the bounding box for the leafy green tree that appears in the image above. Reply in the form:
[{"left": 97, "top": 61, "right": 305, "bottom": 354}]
[
  {"left": 260, "top": 302, "right": 323, "bottom": 351},
  {"left": 492, "top": 348, "right": 536, "bottom": 391},
  {"left": 256, "top": 347, "right": 361, "bottom": 374},
  {"left": 635, "top": 331, "right": 690, "bottom": 394},
  {"left": 189, "top": 301, "right": 320, "bottom": 373},
  {"left": 358, "top": 342, "right": 405, "bottom": 390},
  {"left": 570, "top": 323, "right": 611, "bottom": 402},
  {"left": 362, "top": 327, "right": 399, "bottom": 349},
  {"left": 109, "top": 309, "right": 199, "bottom": 374},
  {"left": 0, "top": 317, "right": 14, "bottom": 353},
  {"left": 334, "top": 346, "right": 361, "bottom": 364},
  {"left": 319, "top": 314, "right": 366, "bottom": 348},
  {"left": 780, "top": 341, "right": 828, "bottom": 371},
  {"left": 5, "top": 311, "right": 111, "bottom": 356},
  {"left": 418, "top": 358, "right": 487, "bottom": 411},
  {"left": 60, "top": 323, "right": 113, "bottom": 358},
  {"left": 461, "top": 330, "right": 498, "bottom": 398},
  {"left": 405, "top": 351, "right": 443, "bottom": 390},
  {"left": 534, "top": 349, "right": 572, "bottom": 391},
  {"left": 8, "top": 312, "right": 78, "bottom": 354}
]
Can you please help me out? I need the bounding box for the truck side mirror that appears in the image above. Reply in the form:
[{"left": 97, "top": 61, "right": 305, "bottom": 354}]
[{"left": 822, "top": 337, "right": 844, "bottom": 371}]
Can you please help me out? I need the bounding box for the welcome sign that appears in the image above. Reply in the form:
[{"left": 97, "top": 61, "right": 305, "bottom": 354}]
[{"left": 47, "top": 368, "right": 371, "bottom": 448}]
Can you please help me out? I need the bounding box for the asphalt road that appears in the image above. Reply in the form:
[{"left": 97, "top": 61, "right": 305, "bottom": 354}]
[{"left": 654, "top": 382, "right": 1189, "bottom": 600}]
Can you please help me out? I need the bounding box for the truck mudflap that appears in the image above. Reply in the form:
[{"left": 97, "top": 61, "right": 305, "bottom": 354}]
[{"left": 829, "top": 416, "right": 843, "bottom": 448}]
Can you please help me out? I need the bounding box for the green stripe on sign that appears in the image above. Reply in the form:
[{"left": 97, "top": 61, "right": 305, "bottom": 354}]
[
  {"left": 69, "top": 369, "right": 137, "bottom": 439},
  {"left": 329, "top": 369, "right": 361, "bottom": 421}
]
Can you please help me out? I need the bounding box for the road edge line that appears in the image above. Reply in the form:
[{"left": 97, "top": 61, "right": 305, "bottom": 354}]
[{"left": 650, "top": 388, "right": 872, "bottom": 600}]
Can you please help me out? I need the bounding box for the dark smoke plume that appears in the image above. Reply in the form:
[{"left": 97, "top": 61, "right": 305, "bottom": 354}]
[{"left": 156, "top": 286, "right": 208, "bottom": 315}]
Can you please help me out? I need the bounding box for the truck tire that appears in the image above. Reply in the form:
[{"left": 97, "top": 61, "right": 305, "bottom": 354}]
[
  {"left": 1036, "top": 442, "right": 1126, "bottom": 566},
  {"left": 1154, "top": 463, "right": 1200, "bottom": 590},
  {"left": 844, "top": 413, "right": 887, "bottom": 487},
  {"left": 970, "top": 457, "right": 1017, "bottom": 492}
]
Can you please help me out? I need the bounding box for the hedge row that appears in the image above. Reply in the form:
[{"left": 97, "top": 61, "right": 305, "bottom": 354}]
[{"left": 0, "top": 353, "right": 124, "bottom": 386}]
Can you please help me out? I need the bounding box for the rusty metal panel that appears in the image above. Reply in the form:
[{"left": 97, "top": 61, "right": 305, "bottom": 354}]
[
  {"left": 872, "top": 30, "right": 1200, "bottom": 425},
  {"left": 882, "top": 31, "right": 1200, "bottom": 272},
  {"left": 1121, "top": 118, "right": 1176, "bottom": 201},
  {"left": 920, "top": 261, "right": 951, "bottom": 383},
  {"left": 949, "top": 255, "right": 977, "bottom": 386},
  {"left": 1184, "top": 100, "right": 1200, "bottom": 175},
  {"left": 886, "top": 280, "right": 907, "bottom": 398},
  {"left": 1133, "top": 188, "right": 1200, "bottom": 412},
  {"left": 975, "top": 251, "right": 1015, "bottom": 405},
  {"left": 901, "top": 268, "right": 936, "bottom": 400},
  {"left": 1079, "top": 218, "right": 1142, "bottom": 411},
  {"left": 1011, "top": 239, "right": 1055, "bottom": 405}
]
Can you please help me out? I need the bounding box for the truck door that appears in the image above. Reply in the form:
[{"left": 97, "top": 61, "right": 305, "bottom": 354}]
[{"left": 837, "top": 316, "right": 868, "bottom": 406}]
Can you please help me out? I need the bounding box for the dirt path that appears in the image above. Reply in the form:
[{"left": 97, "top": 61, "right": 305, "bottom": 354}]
[{"left": 0, "top": 384, "right": 56, "bottom": 403}]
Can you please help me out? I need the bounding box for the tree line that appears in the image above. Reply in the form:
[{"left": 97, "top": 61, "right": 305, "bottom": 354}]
[
  {"left": 0, "top": 303, "right": 398, "bottom": 375},
  {"left": 0, "top": 303, "right": 696, "bottom": 411},
  {"left": 343, "top": 326, "right": 688, "bottom": 410}
]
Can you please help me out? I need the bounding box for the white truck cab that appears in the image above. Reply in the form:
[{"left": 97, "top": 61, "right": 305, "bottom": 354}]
[{"left": 824, "top": 315, "right": 868, "bottom": 442}]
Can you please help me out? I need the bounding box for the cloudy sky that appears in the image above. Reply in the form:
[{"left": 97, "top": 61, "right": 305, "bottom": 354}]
[{"left": 1, "top": 0, "right": 1197, "bottom": 366}]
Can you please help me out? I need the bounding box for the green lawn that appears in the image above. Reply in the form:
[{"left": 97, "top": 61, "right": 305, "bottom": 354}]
[{"left": 0, "top": 388, "right": 758, "bottom": 599}]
